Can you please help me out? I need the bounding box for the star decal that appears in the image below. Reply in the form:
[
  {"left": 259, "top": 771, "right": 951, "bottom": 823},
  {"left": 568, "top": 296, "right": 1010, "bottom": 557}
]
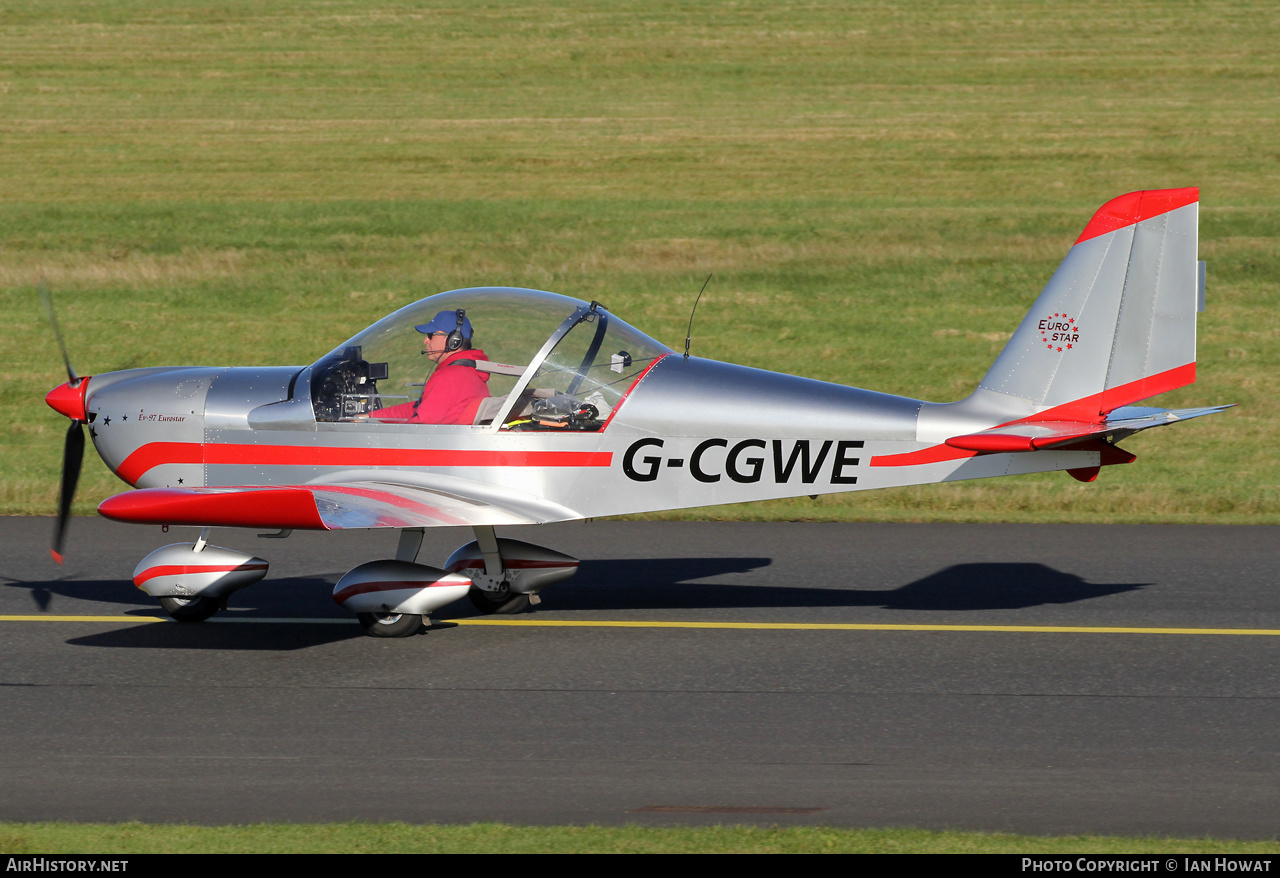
[
  {"left": 88, "top": 426, "right": 97, "bottom": 440},
  {"left": 177, "top": 478, "right": 184, "bottom": 485},
  {"left": 101, "top": 416, "right": 111, "bottom": 426},
  {"left": 121, "top": 415, "right": 128, "bottom": 421}
]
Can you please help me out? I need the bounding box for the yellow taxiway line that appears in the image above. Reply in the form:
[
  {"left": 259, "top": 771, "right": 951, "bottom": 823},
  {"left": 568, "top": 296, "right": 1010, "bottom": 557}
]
[
  {"left": 452, "top": 620, "right": 1280, "bottom": 636},
  {"left": 1, "top": 615, "right": 165, "bottom": 623},
  {"left": 3, "top": 615, "right": 1280, "bottom": 636}
]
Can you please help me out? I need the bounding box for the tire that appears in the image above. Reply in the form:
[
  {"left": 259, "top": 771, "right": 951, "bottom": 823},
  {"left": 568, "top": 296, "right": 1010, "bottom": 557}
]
[
  {"left": 158, "top": 595, "right": 221, "bottom": 623},
  {"left": 356, "top": 612, "right": 424, "bottom": 638},
  {"left": 467, "top": 584, "right": 531, "bottom": 615}
]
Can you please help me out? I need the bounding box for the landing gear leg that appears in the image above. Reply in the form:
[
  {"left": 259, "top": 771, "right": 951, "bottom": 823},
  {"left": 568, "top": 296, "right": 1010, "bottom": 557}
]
[
  {"left": 396, "top": 528, "right": 424, "bottom": 562},
  {"left": 466, "top": 525, "right": 530, "bottom": 615}
]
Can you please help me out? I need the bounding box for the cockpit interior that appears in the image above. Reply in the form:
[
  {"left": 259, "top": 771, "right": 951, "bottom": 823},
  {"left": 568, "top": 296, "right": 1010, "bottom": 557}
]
[{"left": 306, "top": 287, "right": 672, "bottom": 431}]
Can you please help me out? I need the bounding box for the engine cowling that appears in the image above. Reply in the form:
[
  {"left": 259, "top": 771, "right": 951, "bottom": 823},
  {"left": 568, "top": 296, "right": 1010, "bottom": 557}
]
[{"left": 333, "top": 560, "right": 472, "bottom": 616}]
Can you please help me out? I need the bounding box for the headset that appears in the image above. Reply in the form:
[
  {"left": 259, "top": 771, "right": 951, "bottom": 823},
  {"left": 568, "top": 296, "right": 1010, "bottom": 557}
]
[
  {"left": 444, "top": 308, "right": 467, "bottom": 353},
  {"left": 423, "top": 308, "right": 469, "bottom": 356}
]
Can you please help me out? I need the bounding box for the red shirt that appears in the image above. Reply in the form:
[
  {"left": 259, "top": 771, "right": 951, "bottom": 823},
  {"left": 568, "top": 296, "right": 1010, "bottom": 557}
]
[{"left": 370, "top": 349, "right": 491, "bottom": 425}]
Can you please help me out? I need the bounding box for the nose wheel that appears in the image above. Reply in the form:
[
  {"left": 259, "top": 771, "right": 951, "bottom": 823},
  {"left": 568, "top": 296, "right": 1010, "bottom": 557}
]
[{"left": 356, "top": 612, "right": 424, "bottom": 637}]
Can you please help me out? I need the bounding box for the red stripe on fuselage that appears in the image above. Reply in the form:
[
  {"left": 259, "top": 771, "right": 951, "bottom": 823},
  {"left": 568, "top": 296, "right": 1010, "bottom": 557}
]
[
  {"left": 869, "top": 444, "right": 977, "bottom": 468},
  {"left": 117, "top": 442, "right": 204, "bottom": 486},
  {"left": 116, "top": 443, "right": 614, "bottom": 485}
]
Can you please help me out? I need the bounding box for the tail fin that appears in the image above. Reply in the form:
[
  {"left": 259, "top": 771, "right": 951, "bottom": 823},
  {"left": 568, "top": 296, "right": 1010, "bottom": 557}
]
[{"left": 976, "top": 188, "right": 1201, "bottom": 422}]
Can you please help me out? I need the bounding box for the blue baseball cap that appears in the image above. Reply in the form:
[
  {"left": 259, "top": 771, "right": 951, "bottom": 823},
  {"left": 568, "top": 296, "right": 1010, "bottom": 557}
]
[{"left": 415, "top": 309, "right": 473, "bottom": 338}]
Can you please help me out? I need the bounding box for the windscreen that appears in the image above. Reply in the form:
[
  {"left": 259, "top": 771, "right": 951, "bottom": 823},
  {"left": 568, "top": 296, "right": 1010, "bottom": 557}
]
[
  {"left": 526, "top": 307, "right": 671, "bottom": 423},
  {"left": 311, "top": 288, "right": 585, "bottom": 423}
]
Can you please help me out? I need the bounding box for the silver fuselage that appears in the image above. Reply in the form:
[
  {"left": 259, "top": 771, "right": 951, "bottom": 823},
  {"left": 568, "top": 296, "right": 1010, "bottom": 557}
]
[{"left": 83, "top": 354, "right": 1101, "bottom": 525}]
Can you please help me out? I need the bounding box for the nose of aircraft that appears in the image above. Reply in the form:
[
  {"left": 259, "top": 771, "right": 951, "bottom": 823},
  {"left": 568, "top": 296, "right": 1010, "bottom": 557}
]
[
  {"left": 44, "top": 378, "right": 92, "bottom": 565},
  {"left": 46, "top": 378, "right": 90, "bottom": 422}
]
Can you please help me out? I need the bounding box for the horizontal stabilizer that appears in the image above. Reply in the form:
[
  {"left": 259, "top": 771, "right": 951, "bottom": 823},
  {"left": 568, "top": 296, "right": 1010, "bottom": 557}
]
[{"left": 945, "top": 405, "right": 1233, "bottom": 453}]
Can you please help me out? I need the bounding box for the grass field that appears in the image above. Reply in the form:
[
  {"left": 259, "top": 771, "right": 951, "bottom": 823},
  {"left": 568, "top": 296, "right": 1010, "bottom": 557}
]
[
  {"left": 4, "top": 822, "right": 1280, "bottom": 854},
  {"left": 2, "top": 0, "right": 1277, "bottom": 521}
]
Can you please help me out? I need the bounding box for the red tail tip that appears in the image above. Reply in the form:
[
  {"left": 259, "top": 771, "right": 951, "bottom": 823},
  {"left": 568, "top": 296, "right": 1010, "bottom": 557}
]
[
  {"left": 50, "top": 549, "right": 64, "bottom": 565},
  {"left": 1076, "top": 188, "right": 1199, "bottom": 245}
]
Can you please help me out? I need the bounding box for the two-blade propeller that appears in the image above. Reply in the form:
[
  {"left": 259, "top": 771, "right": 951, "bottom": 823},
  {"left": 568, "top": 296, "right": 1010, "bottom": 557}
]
[{"left": 41, "top": 283, "right": 86, "bottom": 564}]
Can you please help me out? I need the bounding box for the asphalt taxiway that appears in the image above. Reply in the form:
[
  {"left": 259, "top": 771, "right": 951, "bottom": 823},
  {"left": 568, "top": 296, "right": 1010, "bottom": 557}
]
[{"left": 2, "top": 517, "right": 1278, "bottom": 838}]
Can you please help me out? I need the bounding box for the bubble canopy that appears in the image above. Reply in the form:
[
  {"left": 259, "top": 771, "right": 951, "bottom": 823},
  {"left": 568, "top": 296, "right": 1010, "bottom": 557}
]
[{"left": 309, "top": 287, "right": 672, "bottom": 429}]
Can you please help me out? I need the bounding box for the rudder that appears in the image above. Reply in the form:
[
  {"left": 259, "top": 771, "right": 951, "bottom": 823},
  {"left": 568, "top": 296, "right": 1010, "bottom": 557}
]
[{"left": 976, "top": 188, "right": 1200, "bottom": 421}]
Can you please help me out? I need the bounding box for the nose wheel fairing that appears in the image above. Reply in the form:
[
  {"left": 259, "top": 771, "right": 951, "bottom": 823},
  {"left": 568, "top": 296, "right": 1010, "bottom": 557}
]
[
  {"left": 133, "top": 541, "right": 270, "bottom": 623},
  {"left": 133, "top": 542, "right": 269, "bottom": 600}
]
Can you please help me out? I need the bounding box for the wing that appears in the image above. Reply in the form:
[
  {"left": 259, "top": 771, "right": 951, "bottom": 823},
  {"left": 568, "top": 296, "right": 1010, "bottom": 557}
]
[{"left": 97, "top": 478, "right": 582, "bottom": 530}]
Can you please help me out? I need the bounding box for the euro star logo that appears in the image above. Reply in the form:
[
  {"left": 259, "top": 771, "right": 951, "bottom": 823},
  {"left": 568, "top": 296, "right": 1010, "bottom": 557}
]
[{"left": 1037, "top": 313, "right": 1080, "bottom": 352}]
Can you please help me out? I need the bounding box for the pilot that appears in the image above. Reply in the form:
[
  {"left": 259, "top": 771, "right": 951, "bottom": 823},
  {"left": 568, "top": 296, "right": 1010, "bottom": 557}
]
[{"left": 369, "top": 309, "right": 491, "bottom": 425}]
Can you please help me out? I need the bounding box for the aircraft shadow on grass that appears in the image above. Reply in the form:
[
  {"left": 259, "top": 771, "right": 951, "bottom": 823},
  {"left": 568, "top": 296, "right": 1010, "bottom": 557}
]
[{"left": 9, "top": 556, "right": 1150, "bottom": 652}]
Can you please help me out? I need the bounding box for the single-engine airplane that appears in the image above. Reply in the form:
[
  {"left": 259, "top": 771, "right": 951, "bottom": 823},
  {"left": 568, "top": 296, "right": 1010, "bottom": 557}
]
[{"left": 44, "top": 188, "right": 1230, "bottom": 636}]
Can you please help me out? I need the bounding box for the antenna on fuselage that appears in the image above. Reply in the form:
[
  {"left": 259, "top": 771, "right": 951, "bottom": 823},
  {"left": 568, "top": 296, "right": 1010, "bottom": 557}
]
[{"left": 683, "top": 274, "right": 713, "bottom": 360}]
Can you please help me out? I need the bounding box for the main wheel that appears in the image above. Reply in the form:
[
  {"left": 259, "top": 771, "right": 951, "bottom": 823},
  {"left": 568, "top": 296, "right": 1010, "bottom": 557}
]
[
  {"left": 356, "top": 611, "right": 423, "bottom": 638},
  {"left": 158, "top": 595, "right": 221, "bottom": 623},
  {"left": 467, "top": 583, "right": 530, "bottom": 615}
]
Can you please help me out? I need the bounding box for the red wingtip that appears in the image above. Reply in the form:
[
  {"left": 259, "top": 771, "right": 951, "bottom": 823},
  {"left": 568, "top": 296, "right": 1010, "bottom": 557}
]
[
  {"left": 1076, "top": 188, "right": 1199, "bottom": 245},
  {"left": 50, "top": 549, "right": 64, "bottom": 565}
]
